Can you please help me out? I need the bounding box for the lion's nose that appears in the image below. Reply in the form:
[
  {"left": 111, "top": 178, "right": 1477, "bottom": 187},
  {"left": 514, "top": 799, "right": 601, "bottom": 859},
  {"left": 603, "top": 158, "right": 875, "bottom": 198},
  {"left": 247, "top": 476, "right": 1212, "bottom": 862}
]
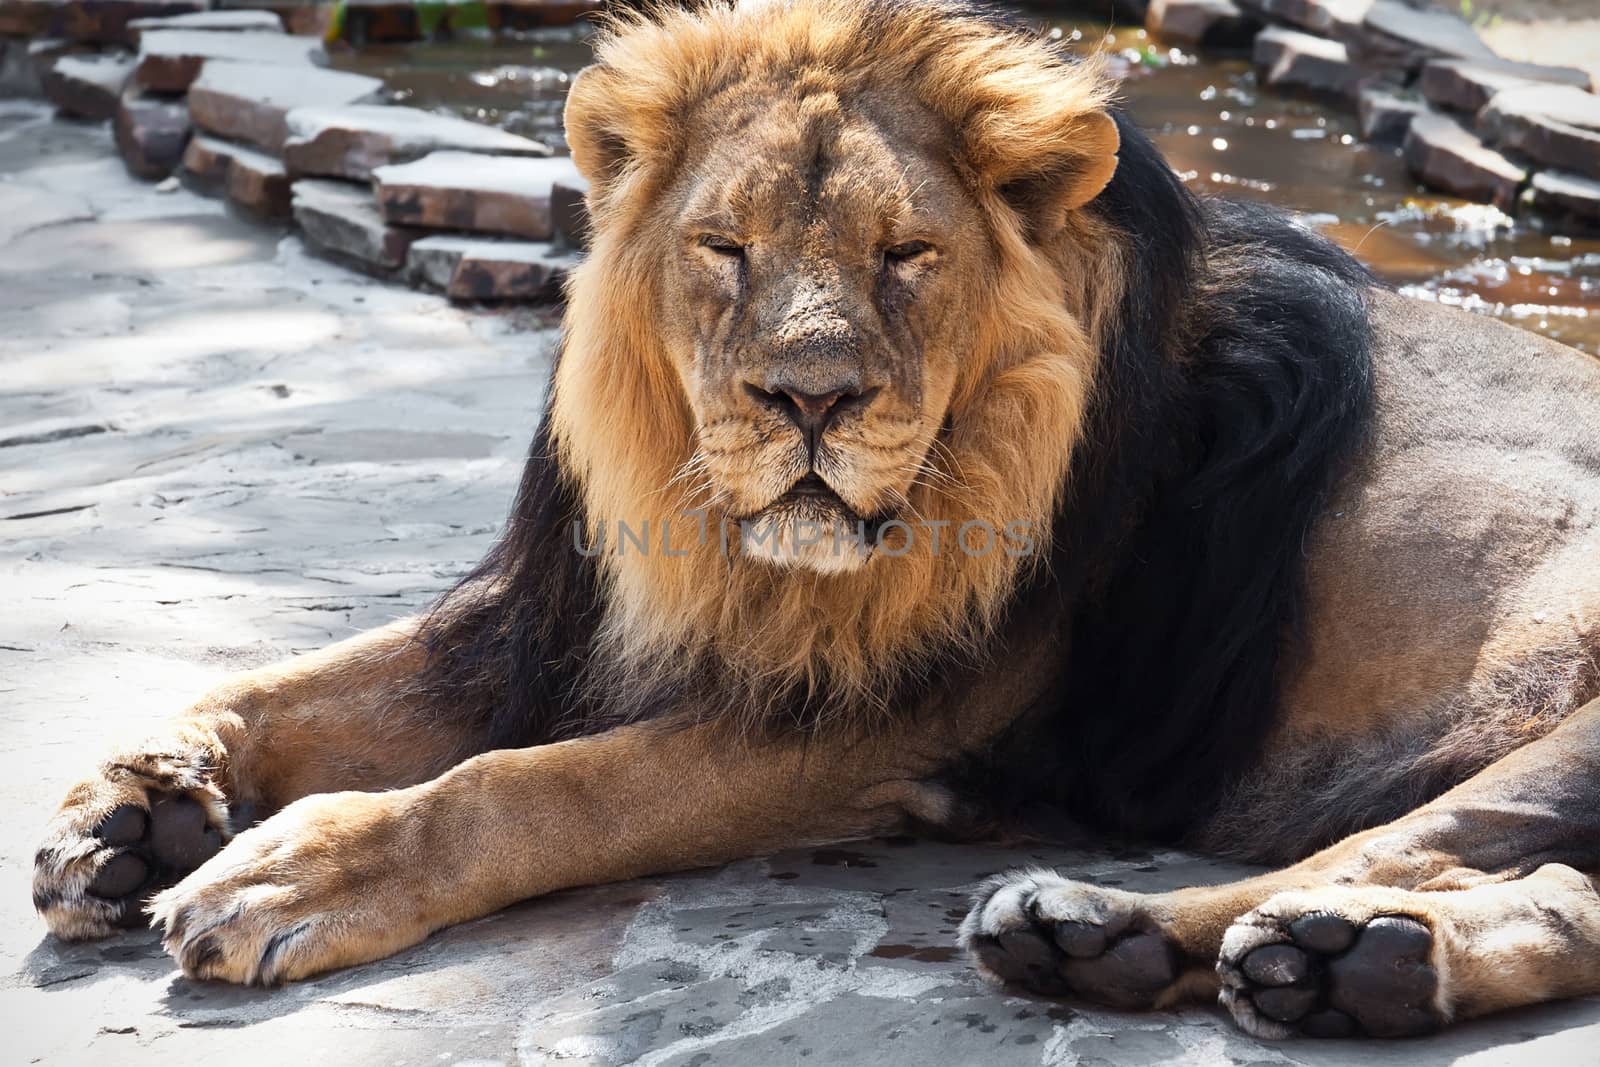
[{"left": 743, "top": 380, "right": 876, "bottom": 452}]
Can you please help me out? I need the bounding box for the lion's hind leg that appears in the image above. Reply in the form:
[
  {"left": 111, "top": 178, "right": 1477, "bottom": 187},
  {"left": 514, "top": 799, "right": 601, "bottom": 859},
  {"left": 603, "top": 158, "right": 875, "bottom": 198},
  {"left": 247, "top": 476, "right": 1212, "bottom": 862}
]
[
  {"left": 959, "top": 869, "right": 1235, "bottom": 1011},
  {"left": 1218, "top": 864, "right": 1600, "bottom": 1039}
]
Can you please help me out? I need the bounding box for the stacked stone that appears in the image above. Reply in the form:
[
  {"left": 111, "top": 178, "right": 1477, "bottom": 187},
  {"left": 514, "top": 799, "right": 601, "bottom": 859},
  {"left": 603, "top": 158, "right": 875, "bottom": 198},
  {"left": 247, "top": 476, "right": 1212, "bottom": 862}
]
[
  {"left": 284, "top": 109, "right": 588, "bottom": 300},
  {"left": 1145, "top": 0, "right": 1600, "bottom": 226},
  {"left": 3, "top": 0, "right": 597, "bottom": 303}
]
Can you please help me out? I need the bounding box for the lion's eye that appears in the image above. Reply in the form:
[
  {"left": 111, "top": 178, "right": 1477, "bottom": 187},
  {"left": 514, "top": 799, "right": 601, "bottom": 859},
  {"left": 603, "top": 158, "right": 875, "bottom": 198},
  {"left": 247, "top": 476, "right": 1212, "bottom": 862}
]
[
  {"left": 884, "top": 240, "right": 933, "bottom": 264},
  {"left": 700, "top": 234, "right": 745, "bottom": 257}
]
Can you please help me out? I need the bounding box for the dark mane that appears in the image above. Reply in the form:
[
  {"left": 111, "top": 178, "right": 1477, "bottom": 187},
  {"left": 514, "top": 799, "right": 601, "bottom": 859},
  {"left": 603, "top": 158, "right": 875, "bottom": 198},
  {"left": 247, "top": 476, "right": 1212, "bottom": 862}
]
[
  {"left": 954, "top": 113, "right": 1376, "bottom": 842},
  {"left": 409, "top": 413, "right": 608, "bottom": 750},
  {"left": 412, "top": 102, "right": 1376, "bottom": 844}
]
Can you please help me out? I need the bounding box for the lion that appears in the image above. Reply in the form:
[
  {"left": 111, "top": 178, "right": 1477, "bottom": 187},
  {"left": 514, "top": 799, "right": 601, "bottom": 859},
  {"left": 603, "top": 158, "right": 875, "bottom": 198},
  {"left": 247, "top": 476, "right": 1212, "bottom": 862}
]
[{"left": 31, "top": 0, "right": 1600, "bottom": 1041}]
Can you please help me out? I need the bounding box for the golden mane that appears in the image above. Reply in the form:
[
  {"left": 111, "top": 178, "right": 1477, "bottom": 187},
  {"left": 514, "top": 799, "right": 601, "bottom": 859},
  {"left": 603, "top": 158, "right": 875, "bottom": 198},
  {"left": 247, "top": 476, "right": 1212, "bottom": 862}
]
[{"left": 552, "top": 0, "right": 1125, "bottom": 717}]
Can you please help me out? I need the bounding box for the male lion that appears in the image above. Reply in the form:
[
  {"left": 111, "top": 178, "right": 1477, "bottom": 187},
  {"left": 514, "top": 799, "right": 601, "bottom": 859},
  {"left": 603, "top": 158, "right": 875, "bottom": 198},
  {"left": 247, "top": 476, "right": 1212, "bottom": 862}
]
[{"left": 32, "top": 0, "right": 1600, "bottom": 1041}]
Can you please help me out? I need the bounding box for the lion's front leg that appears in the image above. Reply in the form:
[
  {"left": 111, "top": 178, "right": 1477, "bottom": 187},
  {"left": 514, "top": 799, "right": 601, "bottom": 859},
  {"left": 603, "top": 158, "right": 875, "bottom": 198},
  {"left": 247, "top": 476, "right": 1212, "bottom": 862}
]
[
  {"left": 34, "top": 721, "right": 231, "bottom": 940},
  {"left": 145, "top": 714, "right": 971, "bottom": 985},
  {"left": 150, "top": 789, "right": 436, "bottom": 984},
  {"left": 33, "top": 618, "right": 471, "bottom": 943}
]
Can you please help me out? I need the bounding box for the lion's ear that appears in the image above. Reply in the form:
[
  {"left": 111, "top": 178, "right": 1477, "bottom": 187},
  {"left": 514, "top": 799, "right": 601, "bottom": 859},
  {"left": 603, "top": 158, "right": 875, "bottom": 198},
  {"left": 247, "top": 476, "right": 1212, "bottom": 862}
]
[
  {"left": 996, "top": 110, "right": 1120, "bottom": 242},
  {"left": 564, "top": 65, "right": 632, "bottom": 193}
]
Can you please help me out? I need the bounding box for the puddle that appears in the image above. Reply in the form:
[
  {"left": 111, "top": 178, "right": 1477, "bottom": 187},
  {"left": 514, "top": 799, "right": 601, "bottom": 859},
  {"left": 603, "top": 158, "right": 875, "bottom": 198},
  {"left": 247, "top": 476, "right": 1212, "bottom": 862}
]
[{"left": 331, "top": 17, "right": 1598, "bottom": 354}]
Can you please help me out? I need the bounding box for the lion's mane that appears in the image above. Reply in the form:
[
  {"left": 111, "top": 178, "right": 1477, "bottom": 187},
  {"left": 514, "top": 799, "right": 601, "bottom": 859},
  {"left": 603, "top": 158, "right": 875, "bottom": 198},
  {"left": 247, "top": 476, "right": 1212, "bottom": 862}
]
[{"left": 415, "top": 0, "right": 1376, "bottom": 839}]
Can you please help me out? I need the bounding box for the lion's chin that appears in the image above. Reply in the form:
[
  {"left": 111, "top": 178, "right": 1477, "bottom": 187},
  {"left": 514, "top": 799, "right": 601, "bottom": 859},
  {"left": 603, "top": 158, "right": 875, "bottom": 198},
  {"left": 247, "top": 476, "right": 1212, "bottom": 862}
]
[{"left": 739, "top": 501, "right": 874, "bottom": 575}]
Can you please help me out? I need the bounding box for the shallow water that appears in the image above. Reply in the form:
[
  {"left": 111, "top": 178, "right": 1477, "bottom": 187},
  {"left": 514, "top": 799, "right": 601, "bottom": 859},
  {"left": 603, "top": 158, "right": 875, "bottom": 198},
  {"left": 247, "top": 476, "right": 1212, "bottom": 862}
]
[{"left": 331, "top": 19, "right": 1599, "bottom": 354}]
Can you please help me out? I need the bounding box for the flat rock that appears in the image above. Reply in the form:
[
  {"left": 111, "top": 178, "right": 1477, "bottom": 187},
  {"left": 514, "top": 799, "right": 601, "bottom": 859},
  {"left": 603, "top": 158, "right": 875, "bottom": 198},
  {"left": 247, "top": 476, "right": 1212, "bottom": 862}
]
[
  {"left": 1239, "top": 0, "right": 1370, "bottom": 36},
  {"left": 1419, "top": 57, "right": 1591, "bottom": 115},
  {"left": 1357, "top": 84, "right": 1427, "bottom": 145},
  {"left": 115, "top": 87, "right": 190, "bottom": 179},
  {"left": 292, "top": 178, "right": 423, "bottom": 273},
  {"left": 127, "top": 9, "right": 284, "bottom": 41},
  {"left": 1253, "top": 25, "right": 1358, "bottom": 101},
  {"left": 232, "top": 0, "right": 330, "bottom": 36},
  {"left": 1403, "top": 111, "right": 1526, "bottom": 210},
  {"left": 182, "top": 132, "right": 289, "bottom": 218},
  {"left": 135, "top": 28, "right": 324, "bottom": 94},
  {"left": 406, "top": 234, "right": 578, "bottom": 302},
  {"left": 1479, "top": 84, "right": 1600, "bottom": 176},
  {"left": 550, "top": 174, "right": 589, "bottom": 249},
  {"left": 373, "top": 151, "right": 584, "bottom": 240},
  {"left": 40, "top": 52, "right": 134, "bottom": 121},
  {"left": 1352, "top": 0, "right": 1494, "bottom": 75},
  {"left": 1146, "top": 0, "right": 1259, "bottom": 48},
  {"left": 2, "top": 0, "right": 207, "bottom": 45},
  {"left": 1527, "top": 169, "right": 1600, "bottom": 225},
  {"left": 283, "top": 104, "right": 549, "bottom": 181},
  {"left": 188, "top": 60, "right": 384, "bottom": 155}
]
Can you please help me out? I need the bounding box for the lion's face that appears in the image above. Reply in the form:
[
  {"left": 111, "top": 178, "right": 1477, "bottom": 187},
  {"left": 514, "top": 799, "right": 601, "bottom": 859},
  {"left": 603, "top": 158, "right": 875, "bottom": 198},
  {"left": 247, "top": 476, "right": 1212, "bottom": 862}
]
[
  {"left": 557, "top": 0, "right": 1122, "bottom": 636},
  {"left": 653, "top": 92, "right": 990, "bottom": 573}
]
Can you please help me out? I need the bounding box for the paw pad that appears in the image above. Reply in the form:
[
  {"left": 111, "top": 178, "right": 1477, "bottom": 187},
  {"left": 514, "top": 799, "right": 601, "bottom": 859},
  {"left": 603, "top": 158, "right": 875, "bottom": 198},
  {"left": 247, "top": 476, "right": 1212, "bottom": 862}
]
[
  {"left": 1226, "top": 912, "right": 1439, "bottom": 1039},
  {"left": 961, "top": 873, "right": 1179, "bottom": 1009},
  {"left": 82, "top": 795, "right": 223, "bottom": 927}
]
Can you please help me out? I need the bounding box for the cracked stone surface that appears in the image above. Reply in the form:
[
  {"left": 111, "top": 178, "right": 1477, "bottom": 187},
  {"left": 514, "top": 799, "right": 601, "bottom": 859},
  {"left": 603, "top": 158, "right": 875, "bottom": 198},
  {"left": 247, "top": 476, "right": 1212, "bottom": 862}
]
[{"left": 4, "top": 103, "right": 1600, "bottom": 1066}]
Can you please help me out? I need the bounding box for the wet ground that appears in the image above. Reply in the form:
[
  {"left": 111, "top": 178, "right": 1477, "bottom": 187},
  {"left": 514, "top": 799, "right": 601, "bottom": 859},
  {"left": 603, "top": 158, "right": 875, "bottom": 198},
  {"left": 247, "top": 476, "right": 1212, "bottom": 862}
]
[{"left": 331, "top": 17, "right": 1600, "bottom": 356}]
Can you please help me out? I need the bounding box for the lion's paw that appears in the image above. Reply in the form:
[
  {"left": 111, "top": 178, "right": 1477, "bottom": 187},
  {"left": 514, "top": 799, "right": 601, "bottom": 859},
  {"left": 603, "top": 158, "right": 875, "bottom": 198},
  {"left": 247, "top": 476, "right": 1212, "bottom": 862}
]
[
  {"left": 1218, "top": 890, "right": 1443, "bottom": 1040},
  {"left": 958, "top": 868, "right": 1182, "bottom": 1009},
  {"left": 151, "top": 791, "right": 424, "bottom": 985},
  {"left": 34, "top": 750, "right": 229, "bottom": 940}
]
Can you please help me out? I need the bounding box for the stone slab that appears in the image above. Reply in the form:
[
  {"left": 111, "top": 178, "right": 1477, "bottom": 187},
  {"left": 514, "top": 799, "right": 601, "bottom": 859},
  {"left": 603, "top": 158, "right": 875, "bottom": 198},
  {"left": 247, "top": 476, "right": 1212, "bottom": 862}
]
[
  {"left": 406, "top": 233, "right": 578, "bottom": 301},
  {"left": 219, "top": 0, "right": 330, "bottom": 37},
  {"left": 26, "top": 35, "right": 97, "bottom": 80},
  {"left": 134, "top": 27, "right": 324, "bottom": 93},
  {"left": 1354, "top": 0, "right": 1495, "bottom": 71},
  {"left": 182, "top": 131, "right": 289, "bottom": 217},
  {"left": 1239, "top": 0, "right": 1370, "bottom": 36},
  {"left": 374, "top": 150, "right": 583, "bottom": 239},
  {"left": 291, "top": 177, "right": 423, "bottom": 273},
  {"left": 40, "top": 51, "right": 133, "bottom": 121},
  {"left": 1403, "top": 110, "right": 1526, "bottom": 210},
  {"left": 1, "top": 0, "right": 206, "bottom": 45},
  {"left": 1253, "top": 25, "right": 1358, "bottom": 101},
  {"left": 1527, "top": 169, "right": 1600, "bottom": 225},
  {"left": 1146, "top": 0, "right": 1259, "bottom": 49},
  {"left": 282, "top": 103, "right": 550, "bottom": 181},
  {"left": 1357, "top": 83, "right": 1426, "bottom": 145},
  {"left": 114, "top": 86, "right": 189, "bottom": 179},
  {"left": 1479, "top": 84, "right": 1600, "bottom": 177},
  {"left": 187, "top": 59, "right": 384, "bottom": 155},
  {"left": 1419, "top": 57, "right": 1592, "bottom": 116},
  {"left": 127, "top": 9, "right": 284, "bottom": 40},
  {"left": 550, "top": 174, "right": 589, "bottom": 249}
]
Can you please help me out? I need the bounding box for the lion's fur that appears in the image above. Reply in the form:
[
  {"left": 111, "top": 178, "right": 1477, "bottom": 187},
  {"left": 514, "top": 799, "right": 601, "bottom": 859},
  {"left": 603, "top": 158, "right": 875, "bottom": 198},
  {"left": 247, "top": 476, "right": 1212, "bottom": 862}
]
[
  {"left": 551, "top": 0, "right": 1127, "bottom": 715},
  {"left": 414, "top": 0, "right": 1379, "bottom": 811}
]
